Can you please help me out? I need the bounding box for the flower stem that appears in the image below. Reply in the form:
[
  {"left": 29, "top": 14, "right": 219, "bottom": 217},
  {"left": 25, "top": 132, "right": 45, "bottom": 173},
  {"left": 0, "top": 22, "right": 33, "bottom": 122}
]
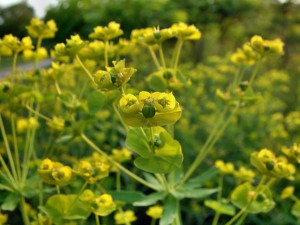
[
  {"left": 81, "top": 133, "right": 160, "bottom": 191},
  {"left": 172, "top": 39, "right": 184, "bottom": 70},
  {"left": 34, "top": 37, "right": 43, "bottom": 70},
  {"left": 148, "top": 46, "right": 161, "bottom": 70},
  {"left": 158, "top": 44, "right": 166, "bottom": 68},
  {"left": 104, "top": 40, "right": 109, "bottom": 67},
  {"left": 11, "top": 52, "right": 18, "bottom": 82},
  {"left": 19, "top": 196, "right": 30, "bottom": 225},
  {"left": 95, "top": 214, "right": 101, "bottom": 225},
  {"left": 75, "top": 54, "right": 95, "bottom": 83}
]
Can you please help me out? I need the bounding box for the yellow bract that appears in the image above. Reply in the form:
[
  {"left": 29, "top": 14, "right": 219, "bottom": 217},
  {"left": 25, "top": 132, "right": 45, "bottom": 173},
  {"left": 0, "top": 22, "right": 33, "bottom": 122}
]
[
  {"left": 89, "top": 22, "right": 123, "bottom": 41},
  {"left": 119, "top": 91, "right": 181, "bottom": 127},
  {"left": 91, "top": 194, "right": 116, "bottom": 216},
  {"left": 215, "top": 160, "right": 234, "bottom": 174},
  {"left": 171, "top": 22, "right": 201, "bottom": 40},
  {"left": 26, "top": 18, "right": 58, "bottom": 39},
  {"left": 146, "top": 205, "right": 163, "bottom": 219},
  {"left": 114, "top": 210, "right": 137, "bottom": 224}
]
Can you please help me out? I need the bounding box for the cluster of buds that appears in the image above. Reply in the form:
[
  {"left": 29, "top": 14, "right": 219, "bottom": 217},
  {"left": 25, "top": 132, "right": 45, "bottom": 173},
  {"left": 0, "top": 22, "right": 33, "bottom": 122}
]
[
  {"left": 119, "top": 91, "right": 181, "bottom": 127},
  {"left": 231, "top": 35, "right": 284, "bottom": 65},
  {"left": 26, "top": 18, "right": 58, "bottom": 39},
  {"left": 250, "top": 35, "right": 284, "bottom": 56},
  {"left": 89, "top": 21, "right": 123, "bottom": 41},
  {"left": 0, "top": 35, "right": 33, "bottom": 55},
  {"left": 38, "top": 158, "right": 73, "bottom": 186},
  {"left": 230, "top": 43, "right": 259, "bottom": 65},
  {"left": 282, "top": 143, "right": 300, "bottom": 164},
  {"left": 214, "top": 160, "right": 235, "bottom": 175},
  {"left": 93, "top": 59, "right": 136, "bottom": 90},
  {"left": 131, "top": 22, "right": 201, "bottom": 46},
  {"left": 250, "top": 148, "right": 296, "bottom": 180},
  {"left": 17, "top": 117, "right": 39, "bottom": 133},
  {"left": 46, "top": 116, "right": 65, "bottom": 132},
  {"left": 23, "top": 47, "right": 48, "bottom": 62},
  {"left": 80, "top": 190, "right": 116, "bottom": 216},
  {"left": 75, "top": 153, "right": 110, "bottom": 184},
  {"left": 53, "top": 35, "right": 85, "bottom": 59},
  {"left": 111, "top": 148, "right": 132, "bottom": 164},
  {"left": 114, "top": 210, "right": 137, "bottom": 224}
]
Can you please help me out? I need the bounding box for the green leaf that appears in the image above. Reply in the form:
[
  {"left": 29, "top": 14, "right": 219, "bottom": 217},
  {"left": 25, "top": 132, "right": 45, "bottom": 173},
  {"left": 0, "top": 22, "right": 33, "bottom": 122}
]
[
  {"left": 172, "top": 187, "right": 218, "bottom": 200},
  {"left": 159, "top": 195, "right": 178, "bottom": 225},
  {"left": 134, "top": 191, "right": 166, "bottom": 207},
  {"left": 291, "top": 201, "right": 300, "bottom": 218},
  {"left": 1, "top": 192, "right": 20, "bottom": 211},
  {"left": 143, "top": 173, "right": 163, "bottom": 190},
  {"left": 126, "top": 128, "right": 152, "bottom": 158},
  {"left": 148, "top": 72, "right": 168, "bottom": 92},
  {"left": 231, "top": 182, "right": 275, "bottom": 214},
  {"left": 40, "top": 194, "right": 91, "bottom": 225},
  {"left": 109, "top": 191, "right": 145, "bottom": 203},
  {"left": 87, "top": 90, "right": 106, "bottom": 113},
  {"left": 183, "top": 167, "right": 219, "bottom": 189},
  {"left": 204, "top": 199, "right": 235, "bottom": 216}
]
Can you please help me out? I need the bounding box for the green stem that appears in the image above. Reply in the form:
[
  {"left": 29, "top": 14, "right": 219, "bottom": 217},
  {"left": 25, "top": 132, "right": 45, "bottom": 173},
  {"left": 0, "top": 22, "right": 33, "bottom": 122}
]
[
  {"left": 248, "top": 59, "right": 262, "bottom": 87},
  {"left": 56, "top": 185, "right": 61, "bottom": 194},
  {"left": 75, "top": 54, "right": 95, "bottom": 83},
  {"left": 34, "top": 37, "right": 43, "bottom": 70},
  {"left": 116, "top": 169, "right": 121, "bottom": 191},
  {"left": 212, "top": 175, "right": 223, "bottom": 225},
  {"left": 19, "top": 196, "right": 30, "bottom": 225},
  {"left": 172, "top": 39, "right": 184, "bottom": 70},
  {"left": 155, "top": 174, "right": 169, "bottom": 192},
  {"left": 151, "top": 218, "right": 157, "bottom": 225},
  {"left": 158, "top": 44, "right": 166, "bottom": 68},
  {"left": 232, "top": 65, "right": 244, "bottom": 89},
  {"left": 235, "top": 211, "right": 248, "bottom": 225},
  {"left": 104, "top": 40, "right": 109, "bottom": 67},
  {"left": 10, "top": 115, "right": 21, "bottom": 181},
  {"left": 148, "top": 46, "right": 161, "bottom": 70},
  {"left": 81, "top": 133, "right": 159, "bottom": 191},
  {"left": 0, "top": 115, "right": 18, "bottom": 183},
  {"left": 95, "top": 214, "right": 100, "bottom": 225},
  {"left": 54, "top": 80, "right": 62, "bottom": 95},
  {"left": 225, "top": 208, "right": 246, "bottom": 225},
  {"left": 175, "top": 200, "right": 182, "bottom": 225},
  {"left": 180, "top": 106, "right": 230, "bottom": 184},
  {"left": 11, "top": 52, "right": 18, "bottom": 81},
  {"left": 113, "top": 102, "right": 129, "bottom": 132}
]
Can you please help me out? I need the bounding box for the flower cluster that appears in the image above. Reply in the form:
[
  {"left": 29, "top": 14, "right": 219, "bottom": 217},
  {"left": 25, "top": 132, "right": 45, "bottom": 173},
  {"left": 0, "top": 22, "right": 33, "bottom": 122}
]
[
  {"left": 250, "top": 148, "right": 296, "bottom": 180},
  {"left": 93, "top": 59, "right": 136, "bottom": 90},
  {"left": 80, "top": 190, "right": 116, "bottom": 216},
  {"left": 38, "top": 158, "right": 73, "bottom": 186},
  {"left": 89, "top": 21, "right": 123, "bottom": 41},
  {"left": 119, "top": 91, "right": 181, "bottom": 126},
  {"left": 26, "top": 18, "right": 58, "bottom": 39},
  {"left": 0, "top": 35, "right": 33, "bottom": 54},
  {"left": 114, "top": 210, "right": 137, "bottom": 224},
  {"left": 282, "top": 143, "right": 300, "bottom": 164},
  {"left": 75, "top": 153, "right": 110, "bottom": 184}
]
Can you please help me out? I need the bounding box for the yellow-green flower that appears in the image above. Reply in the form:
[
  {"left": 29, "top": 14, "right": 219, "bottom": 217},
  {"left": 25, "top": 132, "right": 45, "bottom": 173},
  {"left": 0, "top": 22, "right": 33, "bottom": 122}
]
[
  {"left": 114, "top": 210, "right": 137, "bottom": 224},
  {"left": 141, "top": 27, "right": 174, "bottom": 45},
  {"left": 23, "top": 47, "right": 48, "bottom": 61},
  {"left": 171, "top": 22, "right": 201, "bottom": 40},
  {"left": 80, "top": 189, "right": 95, "bottom": 202},
  {"left": 91, "top": 194, "right": 116, "bottom": 216},
  {"left": 0, "top": 38, "right": 13, "bottom": 56},
  {"left": 214, "top": 160, "right": 234, "bottom": 174},
  {"left": 280, "top": 186, "right": 295, "bottom": 199},
  {"left": 146, "top": 205, "right": 163, "bottom": 219},
  {"left": 26, "top": 18, "right": 58, "bottom": 39},
  {"left": 51, "top": 165, "right": 73, "bottom": 185},
  {"left": 250, "top": 148, "right": 295, "bottom": 180},
  {"left": 119, "top": 94, "right": 139, "bottom": 114},
  {"left": 233, "top": 166, "right": 256, "bottom": 182},
  {"left": 89, "top": 22, "right": 123, "bottom": 41},
  {"left": 0, "top": 211, "right": 8, "bottom": 224},
  {"left": 2, "top": 35, "right": 33, "bottom": 53},
  {"left": 119, "top": 91, "right": 182, "bottom": 127},
  {"left": 46, "top": 116, "right": 65, "bottom": 131},
  {"left": 111, "top": 148, "right": 132, "bottom": 163},
  {"left": 250, "top": 35, "right": 284, "bottom": 56},
  {"left": 93, "top": 59, "right": 136, "bottom": 90}
]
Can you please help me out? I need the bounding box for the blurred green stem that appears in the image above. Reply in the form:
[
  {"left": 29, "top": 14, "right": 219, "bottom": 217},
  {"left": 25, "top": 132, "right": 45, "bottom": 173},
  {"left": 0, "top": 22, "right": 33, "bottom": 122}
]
[
  {"left": 248, "top": 59, "right": 262, "bottom": 87},
  {"left": 104, "top": 40, "right": 109, "bottom": 67},
  {"left": 180, "top": 104, "right": 239, "bottom": 185},
  {"left": 11, "top": 52, "right": 18, "bottom": 81},
  {"left": 148, "top": 46, "right": 161, "bottom": 70},
  {"left": 75, "top": 54, "right": 95, "bottom": 83},
  {"left": 158, "top": 44, "right": 166, "bottom": 68},
  {"left": 212, "top": 175, "right": 224, "bottom": 225},
  {"left": 172, "top": 39, "right": 183, "bottom": 70},
  {"left": 19, "top": 196, "right": 30, "bottom": 225},
  {"left": 34, "top": 37, "right": 43, "bottom": 70},
  {"left": 81, "top": 133, "right": 160, "bottom": 191}
]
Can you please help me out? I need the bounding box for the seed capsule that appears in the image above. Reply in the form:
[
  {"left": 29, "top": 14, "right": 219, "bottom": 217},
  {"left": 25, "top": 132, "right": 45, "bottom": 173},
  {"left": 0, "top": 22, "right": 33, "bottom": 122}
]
[{"left": 142, "top": 104, "right": 156, "bottom": 118}]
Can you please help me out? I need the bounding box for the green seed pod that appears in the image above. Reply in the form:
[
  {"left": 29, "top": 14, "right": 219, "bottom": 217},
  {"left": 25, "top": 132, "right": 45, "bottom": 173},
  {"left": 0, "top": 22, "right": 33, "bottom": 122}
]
[
  {"left": 163, "top": 71, "right": 173, "bottom": 80},
  {"left": 239, "top": 81, "right": 249, "bottom": 91},
  {"left": 142, "top": 104, "right": 156, "bottom": 118},
  {"left": 265, "top": 161, "right": 275, "bottom": 171}
]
